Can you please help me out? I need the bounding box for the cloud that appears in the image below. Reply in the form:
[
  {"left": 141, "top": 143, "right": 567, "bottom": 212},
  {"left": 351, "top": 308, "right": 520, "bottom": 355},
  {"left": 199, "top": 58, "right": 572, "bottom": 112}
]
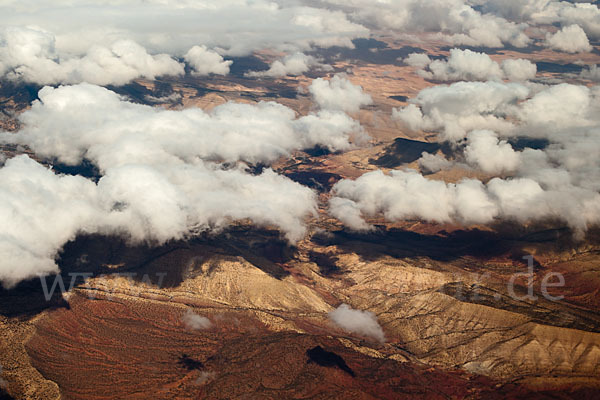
[
  {"left": 329, "top": 168, "right": 600, "bottom": 235},
  {"left": 308, "top": 74, "right": 373, "bottom": 113},
  {"left": 464, "top": 130, "right": 520, "bottom": 174},
  {"left": 0, "top": 79, "right": 372, "bottom": 287},
  {"left": 319, "top": 0, "right": 531, "bottom": 48},
  {"left": 403, "top": 52, "right": 431, "bottom": 68},
  {"left": 406, "top": 49, "right": 536, "bottom": 82},
  {"left": 0, "top": 153, "right": 319, "bottom": 288},
  {"left": 184, "top": 45, "right": 232, "bottom": 76},
  {"left": 182, "top": 309, "right": 213, "bottom": 330},
  {"left": 0, "top": 155, "right": 101, "bottom": 288},
  {"left": 501, "top": 58, "right": 538, "bottom": 82},
  {"left": 581, "top": 65, "right": 600, "bottom": 82},
  {"left": 417, "top": 152, "right": 453, "bottom": 174},
  {"left": 0, "top": 0, "right": 370, "bottom": 85},
  {"left": 0, "top": 27, "right": 184, "bottom": 85},
  {"left": 392, "top": 81, "right": 529, "bottom": 141},
  {"left": 3, "top": 83, "right": 364, "bottom": 170},
  {"left": 329, "top": 169, "right": 498, "bottom": 229},
  {"left": 528, "top": 2, "right": 600, "bottom": 41},
  {"left": 544, "top": 24, "right": 592, "bottom": 53},
  {"left": 333, "top": 81, "right": 600, "bottom": 237},
  {"left": 328, "top": 303, "right": 385, "bottom": 343},
  {"left": 246, "top": 52, "right": 329, "bottom": 78}
]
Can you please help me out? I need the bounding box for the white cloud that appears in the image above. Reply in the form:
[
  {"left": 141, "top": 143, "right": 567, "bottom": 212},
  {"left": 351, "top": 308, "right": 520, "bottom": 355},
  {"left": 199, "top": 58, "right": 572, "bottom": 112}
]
[
  {"left": 501, "top": 58, "right": 538, "bottom": 82},
  {"left": 0, "top": 153, "right": 319, "bottom": 288},
  {"left": 329, "top": 168, "right": 600, "bottom": 235},
  {"left": 0, "top": 1, "right": 371, "bottom": 85},
  {"left": 333, "top": 80, "right": 600, "bottom": 237},
  {"left": 184, "top": 45, "right": 232, "bottom": 76},
  {"left": 329, "top": 169, "right": 499, "bottom": 229},
  {"left": 5, "top": 83, "right": 364, "bottom": 170},
  {"left": 246, "top": 52, "right": 329, "bottom": 78},
  {"left": 404, "top": 52, "right": 431, "bottom": 68},
  {"left": 308, "top": 74, "right": 373, "bottom": 113},
  {"left": 0, "top": 79, "right": 371, "bottom": 288},
  {"left": 464, "top": 130, "right": 521, "bottom": 174},
  {"left": 417, "top": 152, "right": 453, "bottom": 174},
  {"left": 183, "top": 309, "right": 213, "bottom": 330},
  {"left": 581, "top": 65, "right": 600, "bottom": 82},
  {"left": 320, "top": 0, "right": 531, "bottom": 48},
  {"left": 0, "top": 27, "right": 184, "bottom": 85},
  {"left": 0, "top": 155, "right": 101, "bottom": 288},
  {"left": 544, "top": 24, "right": 592, "bottom": 53},
  {"left": 392, "top": 81, "right": 529, "bottom": 141},
  {"left": 407, "top": 49, "right": 536, "bottom": 82},
  {"left": 328, "top": 303, "right": 385, "bottom": 343}
]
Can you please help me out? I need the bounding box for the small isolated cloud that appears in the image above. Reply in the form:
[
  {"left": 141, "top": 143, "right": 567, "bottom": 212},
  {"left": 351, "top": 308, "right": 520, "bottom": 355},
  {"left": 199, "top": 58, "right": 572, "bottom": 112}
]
[
  {"left": 308, "top": 74, "right": 373, "bottom": 113},
  {"left": 406, "top": 49, "right": 536, "bottom": 82},
  {"left": 544, "top": 24, "right": 592, "bottom": 53},
  {"left": 418, "top": 152, "right": 453, "bottom": 174},
  {"left": 183, "top": 309, "right": 213, "bottom": 330},
  {"left": 184, "top": 45, "right": 232, "bottom": 76},
  {"left": 328, "top": 303, "right": 385, "bottom": 343},
  {"left": 246, "top": 52, "right": 329, "bottom": 78},
  {"left": 194, "top": 371, "right": 216, "bottom": 385},
  {"left": 404, "top": 52, "right": 431, "bottom": 68},
  {"left": 500, "top": 58, "right": 537, "bottom": 82}
]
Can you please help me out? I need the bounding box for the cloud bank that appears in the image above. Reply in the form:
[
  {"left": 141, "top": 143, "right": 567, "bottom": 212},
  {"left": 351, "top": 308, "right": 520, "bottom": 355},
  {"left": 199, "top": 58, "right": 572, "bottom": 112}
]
[
  {"left": 406, "top": 49, "right": 537, "bottom": 82},
  {"left": 333, "top": 81, "right": 600, "bottom": 236},
  {"left": 0, "top": 28, "right": 184, "bottom": 85},
  {"left": 0, "top": 0, "right": 370, "bottom": 85},
  {"left": 0, "top": 79, "right": 372, "bottom": 288}
]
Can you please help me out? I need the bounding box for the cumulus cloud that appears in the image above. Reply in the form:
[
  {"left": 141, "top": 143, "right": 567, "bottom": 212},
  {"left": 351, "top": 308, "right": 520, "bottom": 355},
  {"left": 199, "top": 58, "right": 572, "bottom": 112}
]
[
  {"left": 320, "top": 0, "right": 532, "bottom": 48},
  {"left": 184, "top": 45, "right": 232, "bottom": 76},
  {"left": 0, "top": 79, "right": 372, "bottom": 287},
  {"left": 329, "top": 168, "right": 600, "bottom": 235},
  {"left": 308, "top": 74, "right": 373, "bottom": 113},
  {"left": 464, "top": 130, "right": 520, "bottom": 174},
  {"left": 417, "top": 152, "right": 453, "bottom": 174},
  {"left": 246, "top": 52, "right": 329, "bottom": 78},
  {"left": 581, "top": 64, "right": 600, "bottom": 82},
  {"left": 501, "top": 58, "right": 538, "bottom": 82},
  {"left": 334, "top": 81, "right": 600, "bottom": 237},
  {"left": 328, "top": 303, "right": 385, "bottom": 343},
  {"left": 525, "top": 1, "right": 600, "bottom": 41},
  {"left": 392, "top": 81, "right": 529, "bottom": 141},
  {"left": 3, "top": 83, "right": 364, "bottom": 170},
  {"left": 326, "top": 0, "right": 599, "bottom": 45},
  {"left": 406, "top": 49, "right": 536, "bottom": 82},
  {"left": 544, "top": 24, "right": 592, "bottom": 53},
  {"left": 0, "top": 155, "right": 101, "bottom": 288},
  {"left": 183, "top": 309, "right": 213, "bottom": 330},
  {"left": 0, "top": 0, "right": 370, "bottom": 85},
  {"left": 0, "top": 153, "right": 319, "bottom": 288},
  {"left": 0, "top": 27, "right": 184, "bottom": 85},
  {"left": 403, "top": 52, "right": 431, "bottom": 68}
]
